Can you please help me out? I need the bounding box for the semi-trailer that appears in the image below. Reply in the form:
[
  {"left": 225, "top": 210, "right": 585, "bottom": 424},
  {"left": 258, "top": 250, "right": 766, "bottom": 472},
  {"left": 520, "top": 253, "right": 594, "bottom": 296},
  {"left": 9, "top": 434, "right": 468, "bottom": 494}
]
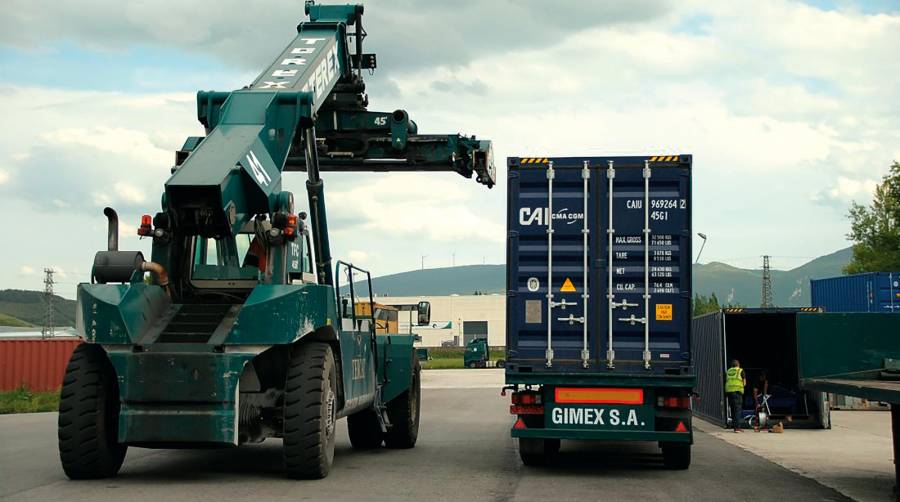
[{"left": 504, "top": 155, "right": 694, "bottom": 468}]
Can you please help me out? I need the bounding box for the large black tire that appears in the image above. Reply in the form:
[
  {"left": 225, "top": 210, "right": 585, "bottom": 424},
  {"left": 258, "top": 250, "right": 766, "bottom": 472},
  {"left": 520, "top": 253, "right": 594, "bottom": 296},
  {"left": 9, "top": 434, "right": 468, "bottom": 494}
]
[
  {"left": 283, "top": 342, "right": 337, "bottom": 479},
  {"left": 661, "top": 442, "right": 691, "bottom": 470},
  {"left": 467, "top": 361, "right": 477, "bottom": 369},
  {"left": 518, "top": 438, "right": 560, "bottom": 466},
  {"left": 384, "top": 357, "right": 421, "bottom": 449},
  {"left": 347, "top": 407, "right": 383, "bottom": 449},
  {"left": 496, "top": 359, "right": 506, "bottom": 368},
  {"left": 58, "top": 344, "right": 127, "bottom": 479}
]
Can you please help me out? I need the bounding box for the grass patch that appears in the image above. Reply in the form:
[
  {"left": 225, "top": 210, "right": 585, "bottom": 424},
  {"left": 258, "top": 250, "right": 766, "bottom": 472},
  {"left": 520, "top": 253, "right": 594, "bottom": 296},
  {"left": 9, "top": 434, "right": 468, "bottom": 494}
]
[
  {"left": 0, "top": 313, "right": 32, "bottom": 327},
  {"left": 420, "top": 346, "right": 506, "bottom": 370},
  {"left": 422, "top": 358, "right": 464, "bottom": 369},
  {"left": 0, "top": 386, "right": 60, "bottom": 414}
]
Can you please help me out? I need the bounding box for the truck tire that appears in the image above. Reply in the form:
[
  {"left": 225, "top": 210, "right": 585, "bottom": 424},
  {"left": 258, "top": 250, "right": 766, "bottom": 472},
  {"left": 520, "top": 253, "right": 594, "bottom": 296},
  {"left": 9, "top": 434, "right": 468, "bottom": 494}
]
[
  {"left": 496, "top": 359, "right": 505, "bottom": 368},
  {"left": 58, "top": 344, "right": 127, "bottom": 479},
  {"left": 661, "top": 442, "right": 691, "bottom": 470},
  {"left": 467, "top": 361, "right": 477, "bottom": 369},
  {"left": 347, "top": 408, "right": 383, "bottom": 449},
  {"left": 518, "top": 438, "right": 560, "bottom": 466},
  {"left": 283, "top": 342, "right": 337, "bottom": 479},
  {"left": 384, "top": 358, "right": 421, "bottom": 449}
]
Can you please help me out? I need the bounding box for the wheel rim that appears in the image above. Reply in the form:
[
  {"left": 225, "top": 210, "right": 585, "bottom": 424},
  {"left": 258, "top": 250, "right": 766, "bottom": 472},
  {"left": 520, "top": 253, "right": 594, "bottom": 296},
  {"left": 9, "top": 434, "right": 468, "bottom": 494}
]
[{"left": 325, "top": 389, "right": 336, "bottom": 437}]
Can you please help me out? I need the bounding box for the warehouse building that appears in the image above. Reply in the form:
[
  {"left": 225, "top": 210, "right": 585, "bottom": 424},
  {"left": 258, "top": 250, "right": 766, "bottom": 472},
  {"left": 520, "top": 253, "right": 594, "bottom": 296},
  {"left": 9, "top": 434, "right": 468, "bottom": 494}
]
[{"left": 377, "top": 294, "right": 505, "bottom": 347}]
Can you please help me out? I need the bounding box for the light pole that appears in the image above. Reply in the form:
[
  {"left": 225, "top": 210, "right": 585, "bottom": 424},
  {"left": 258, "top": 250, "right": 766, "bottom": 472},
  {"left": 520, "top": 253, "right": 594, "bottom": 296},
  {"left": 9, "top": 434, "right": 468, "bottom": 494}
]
[
  {"left": 695, "top": 233, "right": 708, "bottom": 264},
  {"left": 421, "top": 255, "right": 428, "bottom": 270}
]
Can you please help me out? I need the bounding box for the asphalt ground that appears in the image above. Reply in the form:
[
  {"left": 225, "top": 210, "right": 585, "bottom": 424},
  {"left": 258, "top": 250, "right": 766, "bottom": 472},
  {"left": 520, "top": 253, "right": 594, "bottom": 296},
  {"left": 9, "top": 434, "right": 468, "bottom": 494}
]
[{"left": 0, "top": 375, "right": 852, "bottom": 501}]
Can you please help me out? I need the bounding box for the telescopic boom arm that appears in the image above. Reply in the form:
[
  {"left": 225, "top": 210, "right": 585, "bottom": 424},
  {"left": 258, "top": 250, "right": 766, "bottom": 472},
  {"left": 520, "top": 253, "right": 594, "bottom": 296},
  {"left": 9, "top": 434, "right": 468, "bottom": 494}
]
[{"left": 164, "top": 1, "right": 494, "bottom": 289}]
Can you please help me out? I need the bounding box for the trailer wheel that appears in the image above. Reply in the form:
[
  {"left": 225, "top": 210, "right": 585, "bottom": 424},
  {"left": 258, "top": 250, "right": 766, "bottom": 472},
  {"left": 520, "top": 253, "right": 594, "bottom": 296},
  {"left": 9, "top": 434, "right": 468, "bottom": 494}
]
[
  {"left": 518, "top": 438, "right": 560, "bottom": 466},
  {"left": 347, "top": 408, "right": 384, "bottom": 449},
  {"left": 283, "top": 342, "right": 337, "bottom": 479},
  {"left": 661, "top": 442, "right": 691, "bottom": 470},
  {"left": 58, "top": 344, "right": 127, "bottom": 479},
  {"left": 384, "top": 358, "right": 421, "bottom": 449}
]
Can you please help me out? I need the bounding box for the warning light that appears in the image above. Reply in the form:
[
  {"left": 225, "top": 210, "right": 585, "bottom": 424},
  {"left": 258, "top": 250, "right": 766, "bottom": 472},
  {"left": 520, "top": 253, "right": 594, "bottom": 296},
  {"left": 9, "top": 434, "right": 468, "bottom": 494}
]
[
  {"left": 675, "top": 421, "right": 689, "bottom": 433},
  {"left": 137, "top": 214, "right": 153, "bottom": 236}
]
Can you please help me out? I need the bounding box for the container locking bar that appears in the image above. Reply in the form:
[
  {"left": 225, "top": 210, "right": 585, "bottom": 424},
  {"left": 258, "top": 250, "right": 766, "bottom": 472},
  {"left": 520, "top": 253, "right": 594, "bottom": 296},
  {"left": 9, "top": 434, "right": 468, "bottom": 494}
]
[
  {"left": 581, "top": 160, "right": 590, "bottom": 368},
  {"left": 642, "top": 160, "right": 652, "bottom": 369},
  {"left": 559, "top": 314, "right": 586, "bottom": 326},
  {"left": 545, "top": 161, "right": 555, "bottom": 368},
  {"left": 606, "top": 160, "right": 616, "bottom": 369}
]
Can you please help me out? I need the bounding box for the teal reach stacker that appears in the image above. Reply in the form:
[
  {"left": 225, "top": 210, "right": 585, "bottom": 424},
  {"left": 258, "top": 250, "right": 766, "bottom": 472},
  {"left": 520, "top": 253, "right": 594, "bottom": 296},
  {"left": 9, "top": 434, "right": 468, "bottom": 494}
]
[{"left": 59, "top": 1, "right": 493, "bottom": 479}]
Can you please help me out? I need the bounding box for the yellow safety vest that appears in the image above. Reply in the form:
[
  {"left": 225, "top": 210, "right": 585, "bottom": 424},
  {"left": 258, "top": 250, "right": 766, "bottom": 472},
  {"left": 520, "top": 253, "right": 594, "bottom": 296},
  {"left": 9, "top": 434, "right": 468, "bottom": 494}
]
[{"left": 725, "top": 367, "right": 744, "bottom": 394}]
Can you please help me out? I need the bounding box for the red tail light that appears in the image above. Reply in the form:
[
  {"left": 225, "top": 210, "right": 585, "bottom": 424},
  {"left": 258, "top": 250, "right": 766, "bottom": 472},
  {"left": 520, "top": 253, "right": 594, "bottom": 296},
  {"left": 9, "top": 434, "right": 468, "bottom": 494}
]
[
  {"left": 675, "top": 421, "right": 689, "bottom": 433},
  {"left": 513, "top": 418, "right": 527, "bottom": 430},
  {"left": 657, "top": 396, "right": 691, "bottom": 409},
  {"left": 511, "top": 391, "right": 541, "bottom": 405}
]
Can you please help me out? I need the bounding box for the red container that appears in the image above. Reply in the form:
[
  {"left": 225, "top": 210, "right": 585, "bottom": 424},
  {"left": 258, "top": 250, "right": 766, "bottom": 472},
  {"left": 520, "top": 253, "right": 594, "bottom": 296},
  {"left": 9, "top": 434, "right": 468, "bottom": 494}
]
[{"left": 0, "top": 338, "right": 82, "bottom": 392}]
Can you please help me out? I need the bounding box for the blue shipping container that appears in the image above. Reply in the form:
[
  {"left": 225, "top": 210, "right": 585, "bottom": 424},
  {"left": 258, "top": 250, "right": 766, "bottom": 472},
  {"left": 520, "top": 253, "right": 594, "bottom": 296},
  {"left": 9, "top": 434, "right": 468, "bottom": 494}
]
[
  {"left": 506, "top": 155, "right": 692, "bottom": 374},
  {"left": 810, "top": 272, "right": 900, "bottom": 313}
]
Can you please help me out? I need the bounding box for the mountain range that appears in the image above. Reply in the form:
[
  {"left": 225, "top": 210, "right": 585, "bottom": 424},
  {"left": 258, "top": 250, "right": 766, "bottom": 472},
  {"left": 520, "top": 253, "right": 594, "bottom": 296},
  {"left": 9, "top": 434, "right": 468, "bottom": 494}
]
[
  {"left": 361, "top": 247, "right": 853, "bottom": 307},
  {"left": 0, "top": 247, "right": 854, "bottom": 327}
]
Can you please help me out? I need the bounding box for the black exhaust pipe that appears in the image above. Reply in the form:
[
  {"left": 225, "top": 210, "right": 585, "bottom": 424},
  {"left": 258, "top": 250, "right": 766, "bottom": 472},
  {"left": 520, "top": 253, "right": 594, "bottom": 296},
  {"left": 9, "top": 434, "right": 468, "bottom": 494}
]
[{"left": 103, "top": 207, "right": 118, "bottom": 251}]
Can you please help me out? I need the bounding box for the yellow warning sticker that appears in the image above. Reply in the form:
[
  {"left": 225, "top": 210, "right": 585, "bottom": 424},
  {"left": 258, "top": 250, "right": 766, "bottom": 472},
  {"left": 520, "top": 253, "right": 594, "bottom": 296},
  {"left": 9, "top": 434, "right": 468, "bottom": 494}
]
[
  {"left": 655, "top": 304, "right": 673, "bottom": 321},
  {"left": 560, "top": 278, "right": 576, "bottom": 292}
]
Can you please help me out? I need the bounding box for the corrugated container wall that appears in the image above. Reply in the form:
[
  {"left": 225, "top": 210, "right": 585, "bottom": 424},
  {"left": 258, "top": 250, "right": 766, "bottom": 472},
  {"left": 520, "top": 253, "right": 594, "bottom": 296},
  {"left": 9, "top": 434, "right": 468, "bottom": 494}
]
[
  {"left": 506, "top": 155, "right": 692, "bottom": 373},
  {"left": 811, "top": 272, "right": 900, "bottom": 313},
  {"left": 0, "top": 338, "right": 81, "bottom": 391}
]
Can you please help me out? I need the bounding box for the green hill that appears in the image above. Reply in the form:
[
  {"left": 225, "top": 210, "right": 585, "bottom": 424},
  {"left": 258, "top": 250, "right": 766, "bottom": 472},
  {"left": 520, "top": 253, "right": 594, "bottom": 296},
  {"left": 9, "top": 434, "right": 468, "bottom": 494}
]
[
  {"left": 693, "top": 247, "right": 852, "bottom": 306},
  {"left": 0, "top": 313, "right": 33, "bottom": 327},
  {"left": 350, "top": 264, "right": 505, "bottom": 297},
  {"left": 0, "top": 290, "right": 76, "bottom": 327}
]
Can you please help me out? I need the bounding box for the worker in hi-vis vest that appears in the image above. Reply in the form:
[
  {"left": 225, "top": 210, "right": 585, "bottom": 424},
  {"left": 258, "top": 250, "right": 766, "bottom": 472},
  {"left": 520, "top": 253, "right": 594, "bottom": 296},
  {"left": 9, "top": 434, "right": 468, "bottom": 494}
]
[{"left": 725, "top": 359, "right": 747, "bottom": 433}]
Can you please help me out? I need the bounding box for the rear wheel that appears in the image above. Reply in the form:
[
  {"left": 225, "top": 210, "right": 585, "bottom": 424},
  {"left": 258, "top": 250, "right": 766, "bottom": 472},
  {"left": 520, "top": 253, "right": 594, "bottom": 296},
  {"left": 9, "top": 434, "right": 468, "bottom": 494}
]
[
  {"left": 283, "top": 342, "right": 337, "bottom": 479},
  {"left": 58, "top": 344, "right": 127, "bottom": 479},
  {"left": 347, "top": 408, "right": 384, "bottom": 449},
  {"left": 661, "top": 442, "right": 691, "bottom": 470},
  {"left": 467, "top": 361, "right": 477, "bottom": 369},
  {"left": 518, "top": 438, "right": 560, "bottom": 466},
  {"left": 496, "top": 359, "right": 506, "bottom": 368},
  {"left": 384, "top": 358, "right": 421, "bottom": 449}
]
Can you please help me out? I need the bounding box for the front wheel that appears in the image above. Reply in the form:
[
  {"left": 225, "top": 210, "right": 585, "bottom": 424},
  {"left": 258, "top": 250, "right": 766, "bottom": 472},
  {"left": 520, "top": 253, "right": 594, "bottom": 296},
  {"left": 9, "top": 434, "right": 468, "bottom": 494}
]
[
  {"left": 283, "top": 342, "right": 337, "bottom": 479},
  {"left": 384, "top": 358, "right": 421, "bottom": 449},
  {"left": 661, "top": 442, "right": 691, "bottom": 470},
  {"left": 496, "top": 359, "right": 506, "bottom": 368},
  {"left": 58, "top": 344, "right": 127, "bottom": 479}
]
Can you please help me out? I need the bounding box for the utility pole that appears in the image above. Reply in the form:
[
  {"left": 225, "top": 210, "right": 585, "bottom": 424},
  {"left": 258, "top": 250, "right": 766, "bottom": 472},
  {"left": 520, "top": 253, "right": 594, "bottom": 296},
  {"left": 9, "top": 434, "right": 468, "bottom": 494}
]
[
  {"left": 761, "top": 255, "right": 774, "bottom": 308},
  {"left": 421, "top": 255, "right": 427, "bottom": 270},
  {"left": 42, "top": 268, "right": 55, "bottom": 339}
]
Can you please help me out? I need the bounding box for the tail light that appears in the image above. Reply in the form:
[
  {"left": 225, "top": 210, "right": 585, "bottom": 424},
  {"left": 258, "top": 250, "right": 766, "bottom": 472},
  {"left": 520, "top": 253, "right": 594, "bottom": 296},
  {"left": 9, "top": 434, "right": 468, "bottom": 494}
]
[
  {"left": 510, "top": 391, "right": 543, "bottom": 415},
  {"left": 657, "top": 396, "right": 691, "bottom": 409}
]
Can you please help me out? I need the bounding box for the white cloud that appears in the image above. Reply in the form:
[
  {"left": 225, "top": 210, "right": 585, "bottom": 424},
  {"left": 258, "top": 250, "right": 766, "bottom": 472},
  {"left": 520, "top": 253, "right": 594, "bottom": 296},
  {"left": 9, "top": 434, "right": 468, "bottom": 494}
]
[
  {"left": 347, "top": 250, "right": 369, "bottom": 263},
  {"left": 0, "top": 169, "right": 8, "bottom": 185},
  {"left": 19, "top": 265, "right": 35, "bottom": 275}
]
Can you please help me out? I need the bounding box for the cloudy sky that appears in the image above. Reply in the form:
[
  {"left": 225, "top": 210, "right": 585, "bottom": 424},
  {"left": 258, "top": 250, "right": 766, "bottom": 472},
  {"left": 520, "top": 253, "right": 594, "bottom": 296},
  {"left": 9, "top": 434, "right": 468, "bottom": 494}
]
[{"left": 1, "top": 0, "right": 898, "bottom": 297}]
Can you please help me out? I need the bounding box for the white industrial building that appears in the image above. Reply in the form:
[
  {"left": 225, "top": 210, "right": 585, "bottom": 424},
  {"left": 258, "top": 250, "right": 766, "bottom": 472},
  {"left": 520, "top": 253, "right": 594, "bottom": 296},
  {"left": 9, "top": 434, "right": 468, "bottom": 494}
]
[{"left": 377, "top": 294, "right": 505, "bottom": 347}]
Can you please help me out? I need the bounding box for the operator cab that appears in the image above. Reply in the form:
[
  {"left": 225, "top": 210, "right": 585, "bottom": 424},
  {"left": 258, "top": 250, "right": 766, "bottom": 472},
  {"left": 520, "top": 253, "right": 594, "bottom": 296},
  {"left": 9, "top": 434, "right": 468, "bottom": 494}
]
[{"left": 188, "top": 217, "right": 315, "bottom": 292}]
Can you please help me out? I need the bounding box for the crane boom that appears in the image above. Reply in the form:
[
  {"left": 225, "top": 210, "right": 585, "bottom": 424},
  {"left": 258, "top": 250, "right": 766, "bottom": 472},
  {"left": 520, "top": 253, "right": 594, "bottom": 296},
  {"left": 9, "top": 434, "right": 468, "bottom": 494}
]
[{"left": 165, "top": 1, "right": 493, "bottom": 288}]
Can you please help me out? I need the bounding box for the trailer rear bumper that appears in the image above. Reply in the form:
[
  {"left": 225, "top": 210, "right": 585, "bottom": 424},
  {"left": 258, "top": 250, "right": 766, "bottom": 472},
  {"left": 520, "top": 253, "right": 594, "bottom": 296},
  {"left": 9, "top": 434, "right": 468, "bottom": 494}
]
[{"left": 511, "top": 427, "right": 692, "bottom": 443}]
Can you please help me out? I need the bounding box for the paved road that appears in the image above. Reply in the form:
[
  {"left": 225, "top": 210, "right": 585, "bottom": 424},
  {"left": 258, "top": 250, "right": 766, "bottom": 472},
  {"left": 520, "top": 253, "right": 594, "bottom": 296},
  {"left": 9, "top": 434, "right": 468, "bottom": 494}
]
[{"left": 1, "top": 387, "right": 850, "bottom": 501}]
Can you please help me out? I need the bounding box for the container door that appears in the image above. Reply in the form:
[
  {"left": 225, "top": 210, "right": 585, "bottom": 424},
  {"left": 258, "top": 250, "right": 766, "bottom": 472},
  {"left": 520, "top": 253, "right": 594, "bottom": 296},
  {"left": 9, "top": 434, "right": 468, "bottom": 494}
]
[
  {"left": 598, "top": 158, "right": 691, "bottom": 370},
  {"left": 691, "top": 311, "right": 727, "bottom": 426}
]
